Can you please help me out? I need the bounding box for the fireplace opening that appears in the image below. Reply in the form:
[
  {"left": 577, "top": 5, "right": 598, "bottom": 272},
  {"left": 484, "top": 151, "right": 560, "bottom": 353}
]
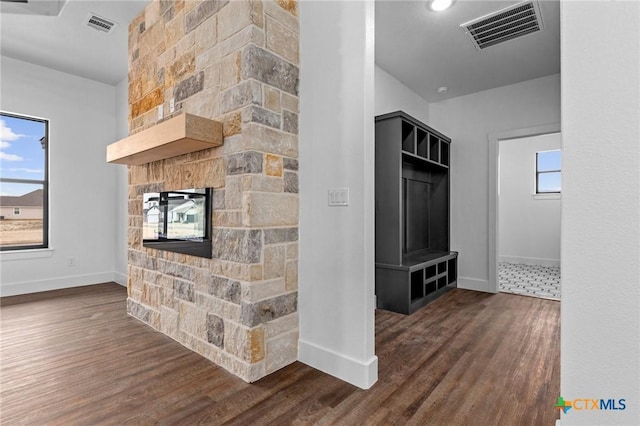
[{"left": 143, "top": 188, "right": 212, "bottom": 258}]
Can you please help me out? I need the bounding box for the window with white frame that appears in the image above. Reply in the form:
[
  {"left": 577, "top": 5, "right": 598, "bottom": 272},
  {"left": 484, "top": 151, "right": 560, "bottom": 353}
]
[
  {"left": 0, "top": 112, "right": 49, "bottom": 250},
  {"left": 536, "top": 149, "right": 561, "bottom": 194}
]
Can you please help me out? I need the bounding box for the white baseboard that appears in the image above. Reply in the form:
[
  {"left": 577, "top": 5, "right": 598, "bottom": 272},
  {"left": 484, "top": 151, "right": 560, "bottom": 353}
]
[
  {"left": 298, "top": 339, "right": 378, "bottom": 390},
  {"left": 499, "top": 255, "right": 560, "bottom": 268},
  {"left": 0, "top": 272, "right": 120, "bottom": 297},
  {"left": 458, "top": 276, "right": 493, "bottom": 293},
  {"left": 113, "top": 271, "right": 127, "bottom": 286}
]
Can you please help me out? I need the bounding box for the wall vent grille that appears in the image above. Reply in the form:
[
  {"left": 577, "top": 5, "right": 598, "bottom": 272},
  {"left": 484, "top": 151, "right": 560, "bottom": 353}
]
[
  {"left": 460, "top": 0, "right": 544, "bottom": 50},
  {"left": 86, "top": 13, "right": 118, "bottom": 33}
]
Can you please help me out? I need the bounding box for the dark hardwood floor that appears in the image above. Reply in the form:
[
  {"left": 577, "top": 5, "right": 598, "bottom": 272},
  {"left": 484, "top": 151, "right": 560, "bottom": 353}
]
[{"left": 0, "top": 283, "right": 560, "bottom": 425}]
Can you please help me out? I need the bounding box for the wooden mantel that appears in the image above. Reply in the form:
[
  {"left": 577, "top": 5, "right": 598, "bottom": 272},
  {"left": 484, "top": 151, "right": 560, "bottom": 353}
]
[{"left": 107, "top": 113, "right": 223, "bottom": 165}]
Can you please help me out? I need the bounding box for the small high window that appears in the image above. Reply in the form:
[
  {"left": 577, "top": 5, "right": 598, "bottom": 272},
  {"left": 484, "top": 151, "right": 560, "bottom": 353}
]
[
  {"left": 0, "top": 112, "right": 49, "bottom": 250},
  {"left": 536, "top": 149, "right": 561, "bottom": 194}
]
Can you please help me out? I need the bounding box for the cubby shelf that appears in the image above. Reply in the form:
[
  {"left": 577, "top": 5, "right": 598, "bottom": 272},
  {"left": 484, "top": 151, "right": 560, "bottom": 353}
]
[
  {"left": 395, "top": 115, "right": 450, "bottom": 168},
  {"left": 401, "top": 150, "right": 449, "bottom": 169},
  {"left": 378, "top": 251, "right": 458, "bottom": 314},
  {"left": 375, "top": 111, "right": 458, "bottom": 315}
]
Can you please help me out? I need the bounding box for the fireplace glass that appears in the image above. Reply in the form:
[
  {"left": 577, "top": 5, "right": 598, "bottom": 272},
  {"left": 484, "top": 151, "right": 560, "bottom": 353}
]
[{"left": 143, "top": 188, "right": 212, "bottom": 258}]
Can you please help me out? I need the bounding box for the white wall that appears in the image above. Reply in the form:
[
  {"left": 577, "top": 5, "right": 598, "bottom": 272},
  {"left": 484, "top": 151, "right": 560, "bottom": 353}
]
[
  {"left": 429, "top": 73, "right": 561, "bottom": 291},
  {"left": 298, "top": 0, "right": 378, "bottom": 389},
  {"left": 113, "top": 77, "right": 129, "bottom": 285},
  {"left": 0, "top": 56, "right": 118, "bottom": 296},
  {"left": 561, "top": 1, "right": 639, "bottom": 424},
  {"left": 375, "top": 64, "right": 430, "bottom": 124},
  {"left": 499, "top": 133, "right": 561, "bottom": 266}
]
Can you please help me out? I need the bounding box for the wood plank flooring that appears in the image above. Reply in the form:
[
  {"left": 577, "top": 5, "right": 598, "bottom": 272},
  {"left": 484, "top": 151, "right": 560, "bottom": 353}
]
[{"left": 0, "top": 283, "right": 560, "bottom": 425}]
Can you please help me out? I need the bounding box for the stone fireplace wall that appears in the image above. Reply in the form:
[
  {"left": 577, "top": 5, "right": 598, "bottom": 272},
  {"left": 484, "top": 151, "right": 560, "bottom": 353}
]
[{"left": 126, "top": 0, "right": 299, "bottom": 382}]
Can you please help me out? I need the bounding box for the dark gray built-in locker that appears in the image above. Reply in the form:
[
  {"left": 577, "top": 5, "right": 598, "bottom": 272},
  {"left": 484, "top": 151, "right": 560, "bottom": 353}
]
[{"left": 375, "top": 111, "right": 458, "bottom": 314}]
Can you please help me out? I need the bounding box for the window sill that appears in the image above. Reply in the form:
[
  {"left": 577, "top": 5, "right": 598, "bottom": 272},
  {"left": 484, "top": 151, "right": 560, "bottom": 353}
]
[
  {"left": 0, "top": 248, "right": 54, "bottom": 261},
  {"left": 533, "top": 193, "right": 561, "bottom": 200}
]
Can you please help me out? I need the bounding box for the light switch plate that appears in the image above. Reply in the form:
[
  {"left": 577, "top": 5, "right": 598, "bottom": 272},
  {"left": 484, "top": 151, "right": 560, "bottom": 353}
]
[
  {"left": 169, "top": 98, "right": 175, "bottom": 113},
  {"left": 157, "top": 104, "right": 163, "bottom": 120},
  {"left": 328, "top": 188, "right": 349, "bottom": 206}
]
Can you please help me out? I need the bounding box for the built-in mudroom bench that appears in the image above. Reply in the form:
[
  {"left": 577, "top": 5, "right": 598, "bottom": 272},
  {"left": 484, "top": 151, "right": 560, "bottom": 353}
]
[{"left": 375, "top": 111, "right": 458, "bottom": 314}]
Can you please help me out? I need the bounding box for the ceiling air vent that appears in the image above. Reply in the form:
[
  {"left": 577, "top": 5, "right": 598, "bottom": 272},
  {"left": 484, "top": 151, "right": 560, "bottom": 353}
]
[
  {"left": 460, "top": 0, "right": 544, "bottom": 50},
  {"left": 86, "top": 13, "right": 119, "bottom": 34}
]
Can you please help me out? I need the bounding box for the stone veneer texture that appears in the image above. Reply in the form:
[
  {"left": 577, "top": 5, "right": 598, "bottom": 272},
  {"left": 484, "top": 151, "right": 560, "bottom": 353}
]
[{"left": 126, "top": 0, "right": 299, "bottom": 382}]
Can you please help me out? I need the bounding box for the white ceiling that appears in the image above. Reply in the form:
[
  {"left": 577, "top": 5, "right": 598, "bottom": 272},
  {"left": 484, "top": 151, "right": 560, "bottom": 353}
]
[
  {"left": 1, "top": 0, "right": 560, "bottom": 98},
  {"left": 0, "top": 0, "right": 148, "bottom": 85},
  {"left": 376, "top": 0, "right": 560, "bottom": 102}
]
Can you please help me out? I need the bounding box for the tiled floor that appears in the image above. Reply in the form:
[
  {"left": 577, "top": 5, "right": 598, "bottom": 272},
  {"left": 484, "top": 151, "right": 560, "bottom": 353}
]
[{"left": 499, "top": 262, "right": 561, "bottom": 301}]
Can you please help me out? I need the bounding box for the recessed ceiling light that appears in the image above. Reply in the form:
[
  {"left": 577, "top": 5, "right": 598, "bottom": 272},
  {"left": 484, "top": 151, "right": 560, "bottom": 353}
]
[
  {"left": 437, "top": 86, "right": 449, "bottom": 94},
  {"left": 429, "top": 0, "right": 454, "bottom": 12}
]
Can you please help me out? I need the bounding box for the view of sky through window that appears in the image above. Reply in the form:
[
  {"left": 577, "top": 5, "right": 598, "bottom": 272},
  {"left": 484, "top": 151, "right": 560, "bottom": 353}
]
[
  {"left": 536, "top": 149, "right": 561, "bottom": 193},
  {"left": 0, "top": 114, "right": 46, "bottom": 197}
]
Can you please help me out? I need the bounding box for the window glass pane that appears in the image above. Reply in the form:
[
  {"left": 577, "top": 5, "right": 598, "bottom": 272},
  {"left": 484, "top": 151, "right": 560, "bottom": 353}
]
[
  {"left": 166, "top": 191, "right": 206, "bottom": 240},
  {"left": 538, "top": 172, "right": 561, "bottom": 193},
  {"left": 0, "top": 183, "right": 44, "bottom": 247},
  {"left": 143, "top": 192, "right": 161, "bottom": 240},
  {"left": 0, "top": 114, "right": 46, "bottom": 181},
  {"left": 537, "top": 150, "right": 561, "bottom": 172}
]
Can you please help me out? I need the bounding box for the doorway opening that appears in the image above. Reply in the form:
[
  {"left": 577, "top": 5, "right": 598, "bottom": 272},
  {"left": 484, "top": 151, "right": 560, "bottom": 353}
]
[{"left": 488, "top": 125, "right": 561, "bottom": 299}]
